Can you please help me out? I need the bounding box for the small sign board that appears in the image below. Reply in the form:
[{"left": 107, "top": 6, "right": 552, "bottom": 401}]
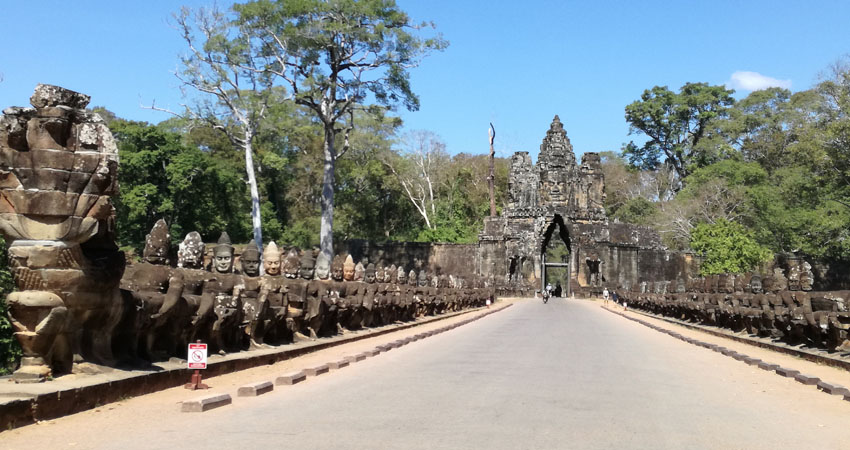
[{"left": 188, "top": 343, "right": 208, "bottom": 369}]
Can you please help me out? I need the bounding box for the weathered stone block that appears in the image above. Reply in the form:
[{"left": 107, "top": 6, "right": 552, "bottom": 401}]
[
  {"left": 304, "top": 365, "right": 329, "bottom": 376},
  {"left": 816, "top": 381, "right": 849, "bottom": 396},
  {"left": 29, "top": 148, "right": 75, "bottom": 171},
  {"left": 775, "top": 367, "right": 800, "bottom": 378},
  {"left": 344, "top": 353, "right": 366, "bottom": 363},
  {"left": 275, "top": 371, "right": 306, "bottom": 386},
  {"left": 237, "top": 381, "right": 273, "bottom": 397},
  {"left": 29, "top": 84, "right": 91, "bottom": 109},
  {"left": 180, "top": 393, "right": 232, "bottom": 412},
  {"left": 757, "top": 362, "right": 779, "bottom": 371},
  {"left": 328, "top": 360, "right": 349, "bottom": 370},
  {"left": 794, "top": 373, "right": 820, "bottom": 385},
  {"left": 26, "top": 117, "right": 69, "bottom": 150}
]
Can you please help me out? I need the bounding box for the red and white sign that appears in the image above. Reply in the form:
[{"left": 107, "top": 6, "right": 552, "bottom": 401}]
[{"left": 187, "top": 343, "right": 208, "bottom": 369}]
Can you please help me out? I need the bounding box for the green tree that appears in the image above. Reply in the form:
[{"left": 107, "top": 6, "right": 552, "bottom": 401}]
[
  {"left": 624, "top": 83, "right": 735, "bottom": 189},
  {"left": 235, "top": 0, "right": 447, "bottom": 276},
  {"left": 690, "top": 219, "right": 772, "bottom": 275},
  {"left": 0, "top": 237, "right": 20, "bottom": 374},
  {"left": 161, "top": 5, "right": 279, "bottom": 256},
  {"left": 112, "top": 119, "right": 254, "bottom": 252}
]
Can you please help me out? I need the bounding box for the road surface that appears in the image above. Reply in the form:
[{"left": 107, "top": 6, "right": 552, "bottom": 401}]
[{"left": 4, "top": 298, "right": 850, "bottom": 449}]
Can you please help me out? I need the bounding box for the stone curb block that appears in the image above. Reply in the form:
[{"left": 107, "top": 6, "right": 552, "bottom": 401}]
[
  {"left": 744, "top": 357, "right": 762, "bottom": 366},
  {"left": 757, "top": 362, "right": 779, "bottom": 371},
  {"left": 328, "top": 360, "right": 349, "bottom": 370},
  {"left": 816, "top": 381, "right": 850, "bottom": 396},
  {"left": 775, "top": 367, "right": 800, "bottom": 378},
  {"left": 275, "top": 371, "right": 307, "bottom": 386},
  {"left": 794, "top": 373, "right": 820, "bottom": 385},
  {"left": 305, "top": 365, "right": 329, "bottom": 377},
  {"left": 181, "top": 393, "right": 232, "bottom": 412},
  {"left": 731, "top": 353, "right": 748, "bottom": 361},
  {"left": 237, "top": 381, "right": 274, "bottom": 397},
  {"left": 345, "top": 354, "right": 366, "bottom": 363},
  {"left": 364, "top": 349, "right": 379, "bottom": 357}
]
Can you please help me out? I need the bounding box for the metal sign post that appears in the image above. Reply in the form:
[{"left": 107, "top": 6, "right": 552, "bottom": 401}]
[{"left": 184, "top": 341, "right": 210, "bottom": 390}]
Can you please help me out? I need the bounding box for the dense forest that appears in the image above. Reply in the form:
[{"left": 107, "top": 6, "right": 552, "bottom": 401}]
[
  {"left": 602, "top": 59, "right": 850, "bottom": 274},
  {"left": 106, "top": 107, "right": 510, "bottom": 254}
]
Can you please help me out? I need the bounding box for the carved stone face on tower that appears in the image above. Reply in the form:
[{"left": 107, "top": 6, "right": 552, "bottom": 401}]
[
  {"left": 536, "top": 115, "right": 576, "bottom": 206},
  {"left": 541, "top": 170, "right": 568, "bottom": 204}
]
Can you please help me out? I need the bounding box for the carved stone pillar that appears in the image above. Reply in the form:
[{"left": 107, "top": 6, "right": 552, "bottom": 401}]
[{"left": 1, "top": 85, "right": 123, "bottom": 381}]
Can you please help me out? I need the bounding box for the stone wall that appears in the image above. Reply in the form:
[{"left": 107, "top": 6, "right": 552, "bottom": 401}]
[{"left": 339, "top": 240, "right": 479, "bottom": 280}]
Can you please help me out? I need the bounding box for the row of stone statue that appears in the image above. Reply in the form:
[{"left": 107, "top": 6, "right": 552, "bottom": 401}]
[
  {"left": 618, "top": 271, "right": 850, "bottom": 352},
  {"left": 118, "top": 220, "right": 494, "bottom": 364}
]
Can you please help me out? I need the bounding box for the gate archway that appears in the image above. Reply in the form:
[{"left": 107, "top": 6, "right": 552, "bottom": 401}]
[{"left": 540, "top": 214, "right": 571, "bottom": 296}]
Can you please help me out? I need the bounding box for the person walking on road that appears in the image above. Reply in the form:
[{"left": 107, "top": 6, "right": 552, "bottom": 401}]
[{"left": 602, "top": 287, "right": 609, "bottom": 305}]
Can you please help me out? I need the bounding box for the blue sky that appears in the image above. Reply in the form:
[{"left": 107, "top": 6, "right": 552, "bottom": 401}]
[{"left": 1, "top": 1, "right": 849, "bottom": 161}]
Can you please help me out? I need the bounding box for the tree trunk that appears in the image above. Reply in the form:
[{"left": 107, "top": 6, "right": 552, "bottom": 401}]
[
  {"left": 244, "top": 135, "right": 264, "bottom": 269},
  {"left": 316, "top": 124, "right": 336, "bottom": 279}
]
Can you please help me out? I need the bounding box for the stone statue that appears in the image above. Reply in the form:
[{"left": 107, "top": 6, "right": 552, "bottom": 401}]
[
  {"left": 263, "top": 241, "right": 282, "bottom": 276},
  {"left": 237, "top": 241, "right": 267, "bottom": 347},
  {"left": 1, "top": 85, "right": 124, "bottom": 381},
  {"left": 205, "top": 232, "right": 243, "bottom": 352},
  {"left": 118, "top": 220, "right": 190, "bottom": 362},
  {"left": 800, "top": 261, "right": 814, "bottom": 292},
  {"left": 354, "top": 260, "right": 365, "bottom": 282},
  {"left": 343, "top": 255, "right": 356, "bottom": 281},
  {"left": 239, "top": 241, "right": 261, "bottom": 277},
  {"left": 282, "top": 248, "right": 300, "bottom": 279},
  {"left": 142, "top": 219, "right": 170, "bottom": 265},
  {"left": 177, "top": 231, "right": 205, "bottom": 269},
  {"left": 212, "top": 232, "right": 234, "bottom": 274}
]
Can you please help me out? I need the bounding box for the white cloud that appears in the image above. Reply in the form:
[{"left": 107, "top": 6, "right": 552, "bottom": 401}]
[{"left": 727, "top": 71, "right": 792, "bottom": 91}]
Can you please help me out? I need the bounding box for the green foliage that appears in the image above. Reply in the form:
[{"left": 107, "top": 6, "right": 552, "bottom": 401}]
[
  {"left": 0, "top": 238, "right": 21, "bottom": 374},
  {"left": 112, "top": 119, "right": 253, "bottom": 251},
  {"left": 610, "top": 197, "right": 658, "bottom": 225},
  {"left": 691, "top": 219, "right": 773, "bottom": 275},
  {"left": 624, "top": 82, "right": 736, "bottom": 187}
]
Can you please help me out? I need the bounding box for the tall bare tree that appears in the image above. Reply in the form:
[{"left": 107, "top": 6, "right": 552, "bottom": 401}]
[
  {"left": 152, "top": 6, "right": 273, "bottom": 258},
  {"left": 235, "top": 0, "right": 446, "bottom": 277},
  {"left": 383, "top": 130, "right": 448, "bottom": 230}
]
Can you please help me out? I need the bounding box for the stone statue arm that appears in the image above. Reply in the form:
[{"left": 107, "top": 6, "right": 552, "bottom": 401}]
[{"left": 153, "top": 271, "right": 184, "bottom": 320}]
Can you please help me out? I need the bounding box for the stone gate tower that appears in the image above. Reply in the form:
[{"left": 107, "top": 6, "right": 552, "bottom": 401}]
[{"left": 478, "top": 116, "right": 681, "bottom": 295}]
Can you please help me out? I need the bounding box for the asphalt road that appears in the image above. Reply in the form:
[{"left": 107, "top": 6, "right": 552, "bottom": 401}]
[{"left": 7, "top": 299, "right": 850, "bottom": 449}]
